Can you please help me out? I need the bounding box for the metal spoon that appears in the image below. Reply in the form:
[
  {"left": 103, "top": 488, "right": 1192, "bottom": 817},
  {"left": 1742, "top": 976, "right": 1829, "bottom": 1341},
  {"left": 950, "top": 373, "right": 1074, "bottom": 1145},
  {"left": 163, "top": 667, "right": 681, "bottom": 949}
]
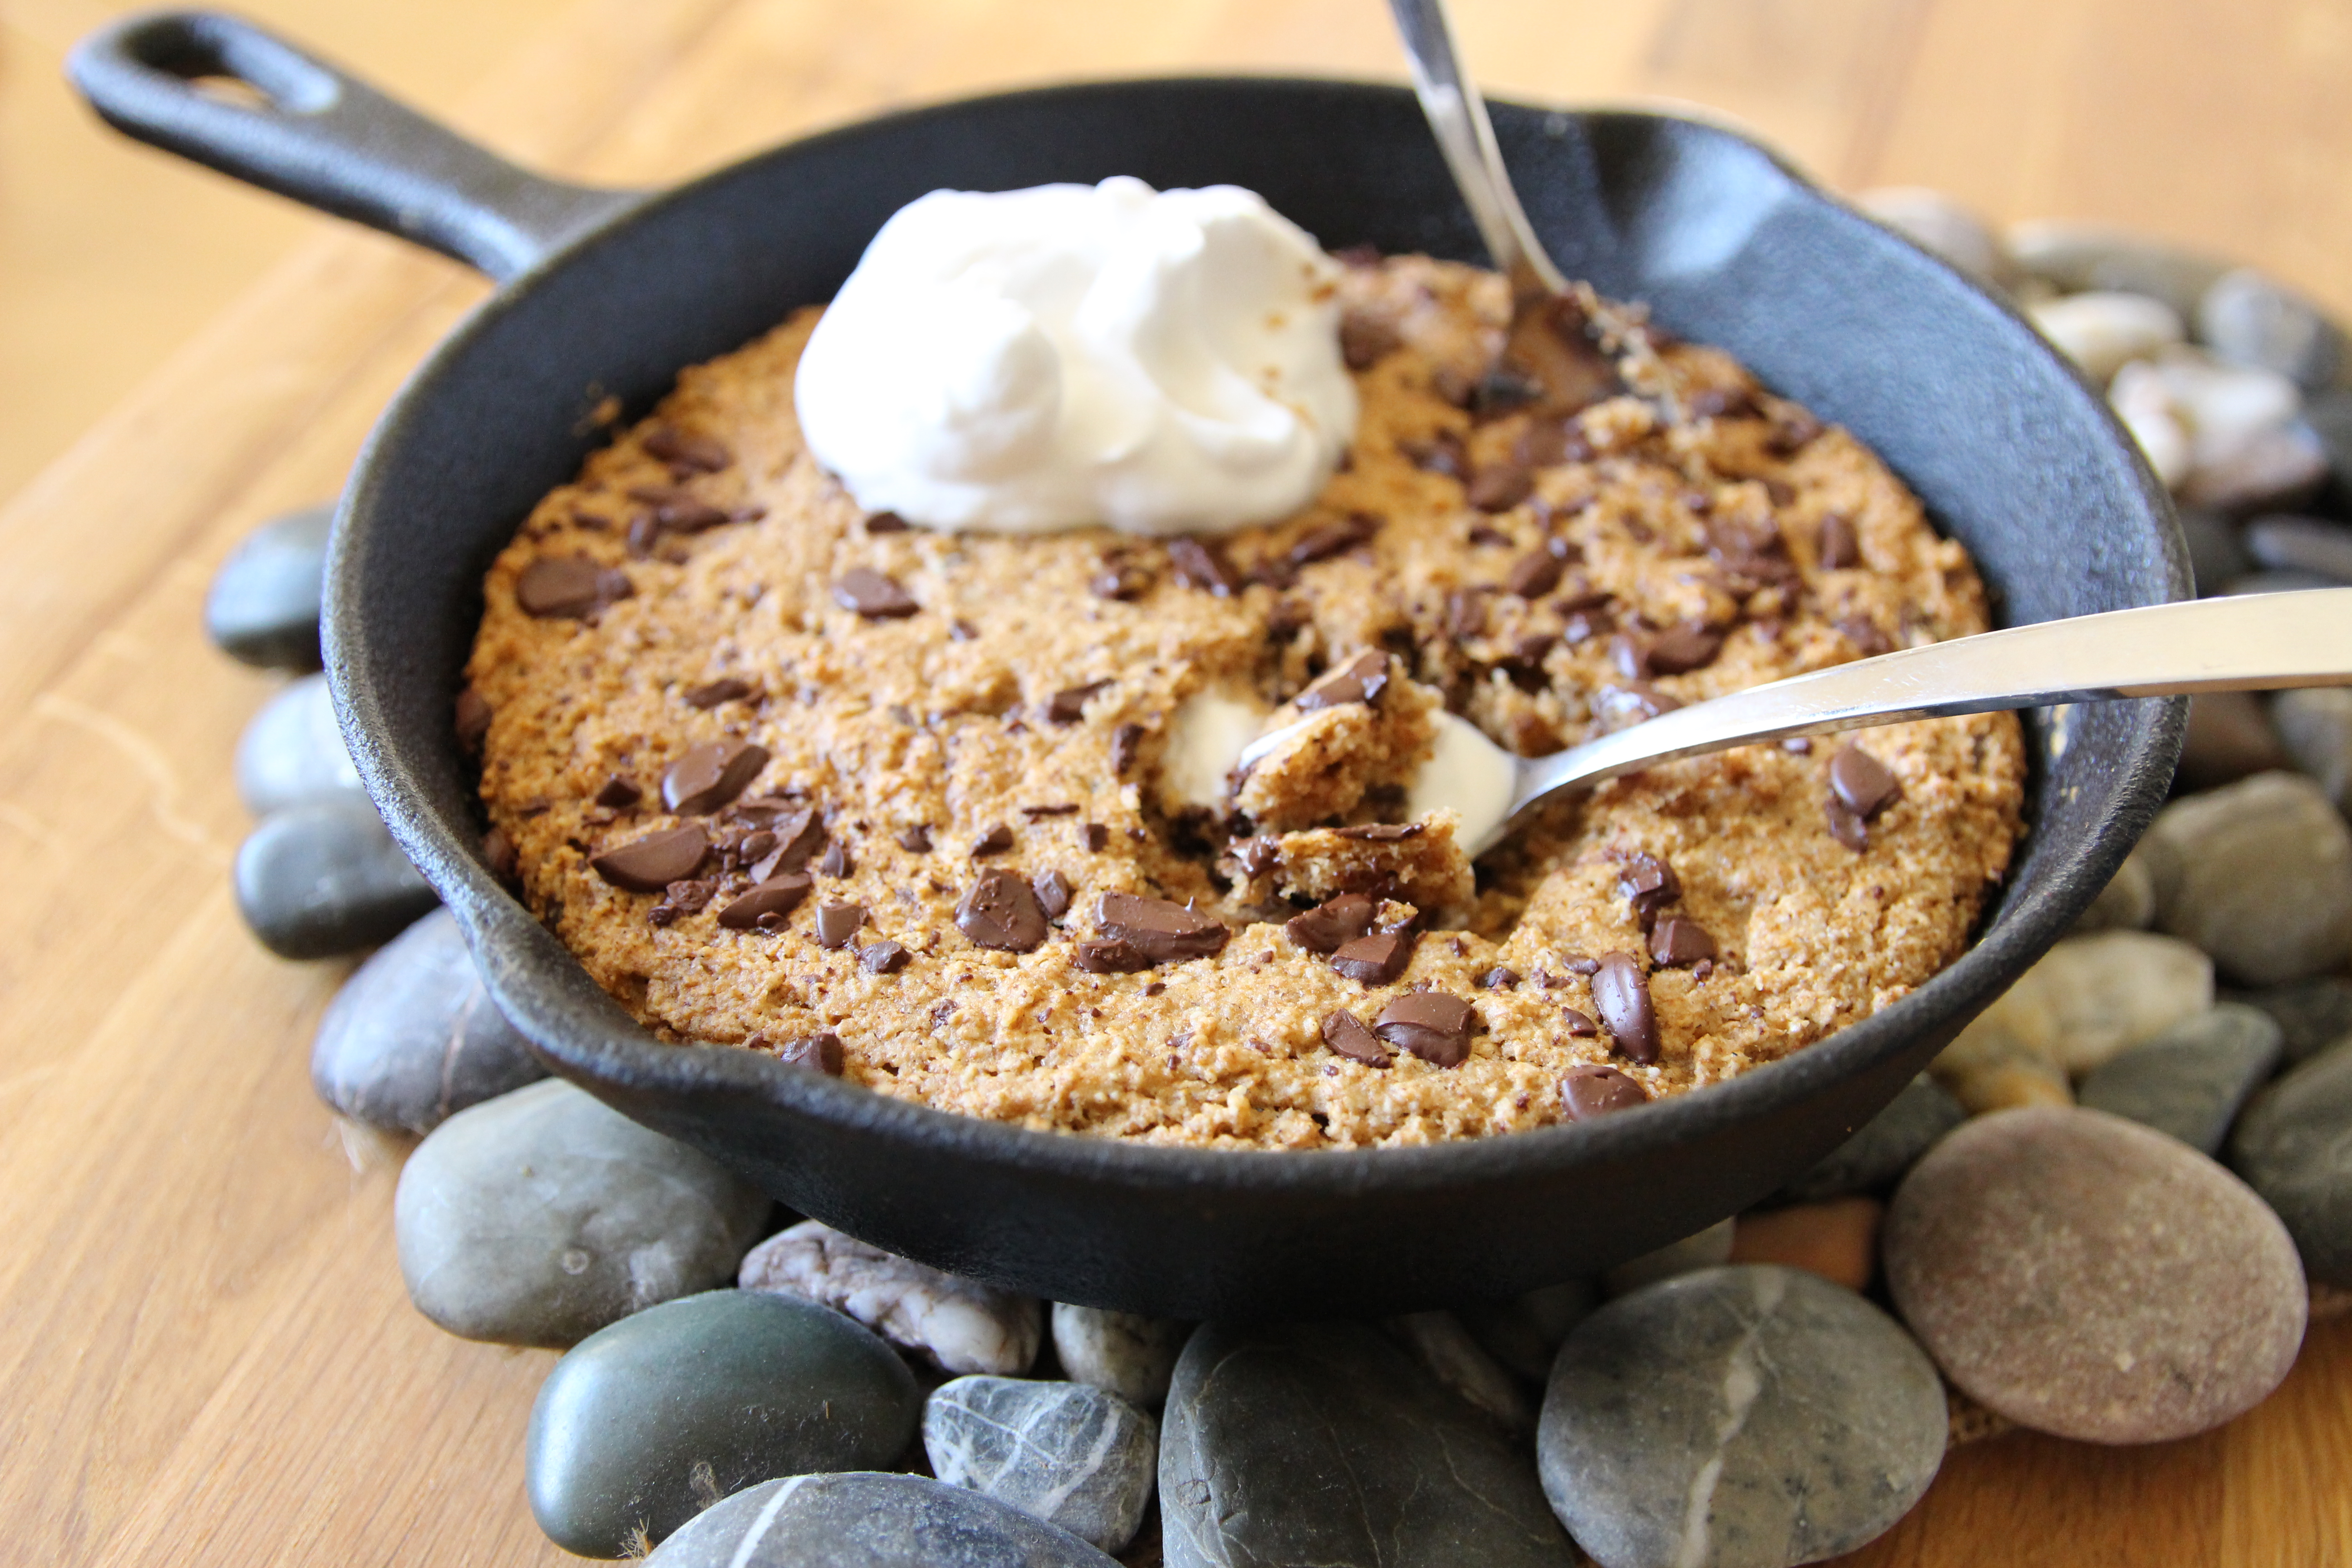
[{"left": 1239, "top": 589, "right": 2352, "bottom": 855}]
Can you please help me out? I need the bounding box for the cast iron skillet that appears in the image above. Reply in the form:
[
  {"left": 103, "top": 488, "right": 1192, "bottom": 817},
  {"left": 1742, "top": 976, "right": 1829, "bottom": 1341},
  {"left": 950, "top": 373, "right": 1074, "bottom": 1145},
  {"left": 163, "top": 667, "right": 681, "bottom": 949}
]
[{"left": 73, "top": 10, "right": 2186, "bottom": 1318}]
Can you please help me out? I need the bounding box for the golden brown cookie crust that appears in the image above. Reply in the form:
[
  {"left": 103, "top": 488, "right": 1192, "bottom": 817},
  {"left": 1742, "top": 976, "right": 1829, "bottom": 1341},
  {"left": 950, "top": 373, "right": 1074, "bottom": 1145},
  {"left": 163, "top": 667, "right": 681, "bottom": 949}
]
[{"left": 465, "top": 256, "right": 2025, "bottom": 1151}]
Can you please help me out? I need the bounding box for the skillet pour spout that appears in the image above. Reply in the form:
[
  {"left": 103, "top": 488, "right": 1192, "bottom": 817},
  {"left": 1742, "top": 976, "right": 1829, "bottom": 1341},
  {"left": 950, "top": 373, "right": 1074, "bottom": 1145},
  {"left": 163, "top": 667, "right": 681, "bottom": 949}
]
[{"left": 70, "top": 10, "right": 2187, "bottom": 1318}]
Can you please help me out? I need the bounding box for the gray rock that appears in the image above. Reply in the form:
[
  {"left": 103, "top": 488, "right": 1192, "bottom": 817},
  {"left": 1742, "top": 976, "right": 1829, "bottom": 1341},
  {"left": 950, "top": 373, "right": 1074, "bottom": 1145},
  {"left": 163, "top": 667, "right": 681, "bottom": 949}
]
[
  {"left": 1460, "top": 1278, "right": 1600, "bottom": 1382},
  {"left": 1538, "top": 1265, "right": 1945, "bottom": 1568},
  {"left": 233, "top": 797, "right": 437, "bottom": 960},
  {"left": 528, "top": 1292, "right": 920, "bottom": 1558},
  {"left": 2196, "top": 267, "right": 2347, "bottom": 391},
  {"left": 1050, "top": 1305, "right": 1188, "bottom": 1407},
  {"left": 1937, "top": 930, "right": 2213, "bottom": 1079},
  {"left": 2231, "top": 1040, "right": 2352, "bottom": 1286},
  {"left": 743, "top": 1221, "right": 1041, "bottom": 1375},
  {"left": 1160, "top": 1320, "right": 1576, "bottom": 1568},
  {"left": 2182, "top": 421, "right": 2331, "bottom": 514},
  {"left": 396, "top": 1078, "right": 770, "bottom": 1348},
  {"left": 1778, "top": 1075, "right": 1966, "bottom": 1204},
  {"left": 1603, "top": 1216, "right": 1735, "bottom": 1297},
  {"left": 2310, "top": 387, "right": 2352, "bottom": 488},
  {"left": 2148, "top": 770, "right": 2352, "bottom": 984},
  {"left": 2176, "top": 505, "right": 2251, "bottom": 596},
  {"left": 2224, "top": 568, "right": 2339, "bottom": 595},
  {"left": 2076, "top": 1003, "right": 2283, "bottom": 1154},
  {"left": 2224, "top": 975, "right": 2352, "bottom": 1064},
  {"left": 1854, "top": 187, "right": 2008, "bottom": 283},
  {"left": 2273, "top": 687, "right": 2352, "bottom": 813},
  {"left": 1887, "top": 1107, "right": 2306, "bottom": 1442},
  {"left": 642, "top": 1472, "right": 1117, "bottom": 1567},
  {"left": 925, "top": 1377, "right": 1156, "bottom": 1552},
  {"left": 2176, "top": 690, "right": 2290, "bottom": 792},
  {"left": 2071, "top": 844, "right": 2159, "bottom": 932},
  {"left": 2244, "top": 514, "right": 2352, "bottom": 583},
  {"left": 1382, "top": 1310, "right": 1535, "bottom": 1432},
  {"left": 206, "top": 503, "right": 330, "bottom": 670},
  {"left": 235, "top": 672, "right": 364, "bottom": 815},
  {"left": 2005, "top": 221, "right": 2229, "bottom": 318},
  {"left": 310, "top": 907, "right": 546, "bottom": 1132}
]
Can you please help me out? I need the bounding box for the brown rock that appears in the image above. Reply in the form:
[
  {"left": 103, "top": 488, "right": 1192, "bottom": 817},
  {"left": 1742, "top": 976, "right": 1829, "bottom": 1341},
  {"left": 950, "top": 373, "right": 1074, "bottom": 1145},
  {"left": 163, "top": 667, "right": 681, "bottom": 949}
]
[{"left": 1730, "top": 1197, "right": 1883, "bottom": 1292}]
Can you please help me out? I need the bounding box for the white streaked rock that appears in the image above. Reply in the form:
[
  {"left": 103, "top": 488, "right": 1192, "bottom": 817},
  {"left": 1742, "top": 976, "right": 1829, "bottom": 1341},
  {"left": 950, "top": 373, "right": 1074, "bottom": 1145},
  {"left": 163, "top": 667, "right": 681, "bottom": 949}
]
[
  {"left": 2028, "top": 291, "right": 2184, "bottom": 384},
  {"left": 924, "top": 1376, "right": 1157, "bottom": 1552},
  {"left": 740, "top": 1220, "right": 1042, "bottom": 1375}
]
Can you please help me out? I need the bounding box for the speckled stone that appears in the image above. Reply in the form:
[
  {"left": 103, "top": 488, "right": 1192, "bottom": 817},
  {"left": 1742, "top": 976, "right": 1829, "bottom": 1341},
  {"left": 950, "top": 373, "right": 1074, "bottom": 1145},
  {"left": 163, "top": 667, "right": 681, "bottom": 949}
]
[
  {"left": 396, "top": 1078, "right": 771, "bottom": 1348},
  {"left": 1538, "top": 1265, "right": 1946, "bottom": 1568},
  {"left": 2273, "top": 687, "right": 2352, "bottom": 814},
  {"left": 528, "top": 1291, "right": 920, "bottom": 1557},
  {"left": 925, "top": 1377, "right": 1156, "bottom": 1551},
  {"left": 2076, "top": 1003, "right": 2283, "bottom": 1155},
  {"left": 206, "top": 503, "right": 330, "bottom": 669},
  {"left": 235, "top": 672, "right": 364, "bottom": 814},
  {"left": 2224, "top": 975, "right": 2352, "bottom": 1065},
  {"left": 743, "top": 1221, "right": 1040, "bottom": 1375},
  {"left": 1050, "top": 1305, "right": 1188, "bottom": 1408},
  {"left": 1160, "top": 1320, "right": 1576, "bottom": 1568},
  {"left": 310, "top": 907, "right": 546, "bottom": 1132},
  {"left": 232, "top": 797, "right": 437, "bottom": 960},
  {"left": 2149, "top": 770, "right": 2352, "bottom": 985},
  {"left": 1886, "top": 1107, "right": 2306, "bottom": 1442},
  {"left": 640, "top": 1472, "right": 1117, "bottom": 1567},
  {"left": 1778, "top": 1075, "right": 1965, "bottom": 1203},
  {"left": 2230, "top": 1040, "right": 2352, "bottom": 1286}
]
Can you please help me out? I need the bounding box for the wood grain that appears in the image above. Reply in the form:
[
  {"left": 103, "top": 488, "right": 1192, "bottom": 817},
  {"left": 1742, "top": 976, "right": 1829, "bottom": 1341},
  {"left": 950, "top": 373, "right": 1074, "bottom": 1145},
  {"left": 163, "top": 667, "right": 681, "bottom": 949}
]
[{"left": 1, "top": 0, "right": 2346, "bottom": 1563}]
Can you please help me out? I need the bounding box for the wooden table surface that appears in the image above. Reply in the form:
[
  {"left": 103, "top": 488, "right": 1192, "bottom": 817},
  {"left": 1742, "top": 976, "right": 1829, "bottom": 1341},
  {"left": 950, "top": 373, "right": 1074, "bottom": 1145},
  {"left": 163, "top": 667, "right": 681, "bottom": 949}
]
[{"left": 5, "top": 0, "right": 2350, "bottom": 1562}]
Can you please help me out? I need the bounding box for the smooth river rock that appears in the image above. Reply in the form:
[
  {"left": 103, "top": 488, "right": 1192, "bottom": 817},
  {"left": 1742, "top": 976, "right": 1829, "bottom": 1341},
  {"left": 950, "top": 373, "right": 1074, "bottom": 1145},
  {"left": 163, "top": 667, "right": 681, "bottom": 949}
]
[
  {"left": 1854, "top": 187, "right": 2008, "bottom": 282},
  {"left": 1160, "top": 1320, "right": 1577, "bottom": 1568},
  {"left": 2272, "top": 687, "right": 2352, "bottom": 813},
  {"left": 2005, "top": 221, "right": 2228, "bottom": 317},
  {"left": 1603, "top": 1216, "right": 1736, "bottom": 1297},
  {"left": 1886, "top": 1107, "right": 2306, "bottom": 1442},
  {"left": 233, "top": 796, "right": 437, "bottom": 959},
  {"left": 642, "top": 1472, "right": 1117, "bottom": 1568},
  {"left": 206, "top": 503, "right": 331, "bottom": 669},
  {"left": 2148, "top": 770, "right": 2352, "bottom": 985},
  {"left": 2176, "top": 505, "right": 2252, "bottom": 596},
  {"left": 528, "top": 1291, "right": 920, "bottom": 1557},
  {"left": 2076, "top": 1003, "right": 2282, "bottom": 1154},
  {"left": 2243, "top": 513, "right": 2352, "bottom": 583},
  {"left": 1538, "top": 1265, "right": 1946, "bottom": 1568},
  {"left": 924, "top": 1376, "right": 1156, "bottom": 1551},
  {"left": 2230, "top": 1040, "right": 2352, "bottom": 1286},
  {"left": 1778, "top": 1074, "right": 1966, "bottom": 1203},
  {"left": 310, "top": 907, "right": 545, "bottom": 1132},
  {"left": 2072, "top": 843, "right": 2160, "bottom": 932},
  {"left": 1729, "top": 1198, "right": 1883, "bottom": 1292},
  {"left": 1460, "top": 1279, "right": 1600, "bottom": 1382},
  {"left": 396, "top": 1078, "right": 771, "bottom": 1348},
  {"left": 1383, "top": 1309, "right": 1536, "bottom": 1433},
  {"left": 1935, "top": 931, "right": 2213, "bottom": 1091},
  {"left": 2225, "top": 975, "right": 2352, "bottom": 1064},
  {"left": 2176, "top": 691, "right": 2290, "bottom": 791},
  {"left": 2196, "top": 266, "right": 2347, "bottom": 390},
  {"left": 235, "top": 672, "right": 363, "bottom": 815},
  {"left": 743, "top": 1220, "right": 1041, "bottom": 1375},
  {"left": 1050, "top": 1305, "right": 1188, "bottom": 1407},
  {"left": 2027, "top": 290, "right": 2184, "bottom": 383}
]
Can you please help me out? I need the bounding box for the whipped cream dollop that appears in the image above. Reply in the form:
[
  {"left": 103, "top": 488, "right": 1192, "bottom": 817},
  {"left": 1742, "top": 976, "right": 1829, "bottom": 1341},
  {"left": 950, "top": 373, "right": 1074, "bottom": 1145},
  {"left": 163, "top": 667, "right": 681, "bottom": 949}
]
[{"left": 794, "top": 176, "right": 1358, "bottom": 536}]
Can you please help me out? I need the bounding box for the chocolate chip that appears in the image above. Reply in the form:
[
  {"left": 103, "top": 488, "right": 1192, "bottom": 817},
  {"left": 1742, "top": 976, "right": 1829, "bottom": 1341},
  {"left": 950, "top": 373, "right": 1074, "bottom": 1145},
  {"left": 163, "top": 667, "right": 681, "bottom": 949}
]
[
  {"left": 1597, "top": 682, "right": 1682, "bottom": 726},
  {"left": 1321, "top": 1010, "right": 1391, "bottom": 1068},
  {"left": 1647, "top": 621, "right": 1724, "bottom": 675},
  {"left": 1082, "top": 823, "right": 1111, "bottom": 853},
  {"left": 1478, "top": 966, "right": 1521, "bottom": 990},
  {"left": 1032, "top": 869, "right": 1072, "bottom": 920},
  {"left": 1561, "top": 1007, "right": 1598, "bottom": 1037},
  {"left": 1373, "top": 992, "right": 1475, "bottom": 1067},
  {"left": 897, "top": 824, "right": 932, "bottom": 853},
  {"left": 1334, "top": 823, "right": 1422, "bottom": 841},
  {"left": 652, "top": 496, "right": 731, "bottom": 534},
  {"left": 1469, "top": 368, "right": 1545, "bottom": 421},
  {"left": 970, "top": 823, "right": 1014, "bottom": 858},
  {"left": 1560, "top": 1062, "right": 1650, "bottom": 1119},
  {"left": 1562, "top": 606, "right": 1613, "bottom": 645},
  {"left": 1783, "top": 737, "right": 1814, "bottom": 755},
  {"left": 1296, "top": 651, "right": 1389, "bottom": 711},
  {"left": 864, "top": 510, "right": 910, "bottom": 534},
  {"left": 814, "top": 902, "right": 864, "bottom": 949},
  {"left": 593, "top": 774, "right": 641, "bottom": 809},
  {"left": 1505, "top": 549, "right": 1563, "bottom": 598},
  {"left": 818, "top": 840, "right": 853, "bottom": 877},
  {"left": 1233, "top": 836, "right": 1281, "bottom": 877},
  {"left": 1446, "top": 590, "right": 1490, "bottom": 640},
  {"left": 1289, "top": 512, "right": 1381, "bottom": 565},
  {"left": 717, "top": 872, "right": 812, "bottom": 929},
  {"left": 1405, "top": 429, "right": 1469, "bottom": 478},
  {"left": 1686, "top": 386, "right": 1756, "bottom": 420},
  {"left": 1835, "top": 616, "right": 1891, "bottom": 655},
  {"left": 455, "top": 687, "right": 491, "bottom": 754},
  {"left": 949, "top": 619, "right": 979, "bottom": 641},
  {"left": 1047, "top": 681, "right": 1110, "bottom": 724},
  {"left": 1339, "top": 309, "right": 1402, "bottom": 370},
  {"left": 1467, "top": 462, "right": 1534, "bottom": 513},
  {"left": 750, "top": 808, "right": 825, "bottom": 877},
  {"left": 1287, "top": 892, "right": 1376, "bottom": 954},
  {"left": 1022, "top": 804, "right": 1080, "bottom": 820},
  {"left": 956, "top": 869, "right": 1047, "bottom": 952},
  {"left": 1330, "top": 930, "right": 1413, "bottom": 985},
  {"left": 833, "top": 567, "right": 919, "bottom": 619},
  {"left": 774, "top": 1031, "right": 844, "bottom": 1074},
  {"left": 1829, "top": 744, "right": 1900, "bottom": 818},
  {"left": 1592, "top": 951, "right": 1660, "bottom": 1063},
  {"left": 1167, "top": 537, "right": 1238, "bottom": 596},
  {"left": 683, "top": 676, "right": 756, "bottom": 709},
  {"left": 1505, "top": 295, "right": 1624, "bottom": 413},
  {"left": 642, "top": 424, "right": 730, "bottom": 473},
  {"left": 1827, "top": 798, "right": 1871, "bottom": 851},
  {"left": 1617, "top": 851, "right": 1681, "bottom": 928},
  {"left": 1818, "top": 513, "right": 1860, "bottom": 570},
  {"left": 1766, "top": 409, "right": 1825, "bottom": 456},
  {"left": 650, "top": 877, "right": 718, "bottom": 925},
  {"left": 517, "top": 556, "right": 629, "bottom": 618},
  {"left": 1650, "top": 916, "right": 1717, "bottom": 967},
  {"left": 1091, "top": 559, "right": 1153, "bottom": 600},
  {"left": 483, "top": 826, "right": 517, "bottom": 882},
  {"left": 1074, "top": 937, "right": 1153, "bottom": 973},
  {"left": 1516, "top": 417, "right": 1596, "bottom": 468},
  {"left": 1110, "top": 724, "right": 1144, "bottom": 775},
  {"left": 1094, "top": 892, "right": 1230, "bottom": 964},
  {"left": 1504, "top": 633, "right": 1556, "bottom": 689},
  {"left": 661, "top": 739, "right": 769, "bottom": 815},
  {"left": 589, "top": 825, "right": 710, "bottom": 892},
  {"left": 858, "top": 940, "right": 910, "bottom": 974}
]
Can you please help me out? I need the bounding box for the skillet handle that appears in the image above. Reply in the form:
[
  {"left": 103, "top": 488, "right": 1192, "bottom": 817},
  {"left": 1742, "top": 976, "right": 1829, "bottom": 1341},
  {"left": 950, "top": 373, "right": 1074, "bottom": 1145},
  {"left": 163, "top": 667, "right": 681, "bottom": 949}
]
[{"left": 66, "top": 10, "right": 638, "bottom": 283}]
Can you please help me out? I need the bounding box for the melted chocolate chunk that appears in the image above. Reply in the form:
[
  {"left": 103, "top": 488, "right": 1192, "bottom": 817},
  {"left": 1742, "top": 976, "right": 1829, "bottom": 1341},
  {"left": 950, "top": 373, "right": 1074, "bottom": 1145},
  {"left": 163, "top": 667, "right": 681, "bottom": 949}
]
[
  {"left": 970, "top": 824, "right": 1015, "bottom": 858},
  {"left": 1339, "top": 310, "right": 1402, "bottom": 370},
  {"left": 1617, "top": 852, "right": 1681, "bottom": 929},
  {"left": 1091, "top": 558, "right": 1153, "bottom": 600},
  {"left": 1286, "top": 892, "right": 1376, "bottom": 954},
  {"left": 1818, "top": 512, "right": 1860, "bottom": 570},
  {"left": 897, "top": 824, "right": 933, "bottom": 853},
  {"left": 1094, "top": 892, "right": 1230, "bottom": 964},
  {"left": 1289, "top": 512, "right": 1381, "bottom": 565},
  {"left": 1591, "top": 951, "right": 1660, "bottom": 1063},
  {"left": 1047, "top": 681, "right": 1110, "bottom": 724},
  {"left": 1504, "top": 295, "right": 1624, "bottom": 414},
  {"left": 1646, "top": 622, "right": 1724, "bottom": 675},
  {"left": 1504, "top": 549, "right": 1563, "bottom": 598},
  {"left": 956, "top": 869, "right": 1048, "bottom": 953},
  {"left": 750, "top": 808, "right": 825, "bottom": 878},
  {"left": 1082, "top": 823, "right": 1111, "bottom": 853},
  {"left": 1110, "top": 724, "right": 1144, "bottom": 775},
  {"left": 1334, "top": 823, "right": 1422, "bottom": 842},
  {"left": 1022, "top": 804, "right": 1080, "bottom": 819},
  {"left": 1405, "top": 429, "right": 1469, "bottom": 478},
  {"left": 1597, "top": 682, "right": 1682, "bottom": 726},
  {"left": 1446, "top": 589, "right": 1489, "bottom": 640},
  {"left": 651, "top": 495, "right": 731, "bottom": 534},
  {"left": 642, "top": 425, "right": 730, "bottom": 473},
  {"left": 1516, "top": 416, "right": 1597, "bottom": 469},
  {"left": 1478, "top": 967, "right": 1522, "bottom": 990},
  {"left": 590, "top": 825, "right": 710, "bottom": 892},
  {"left": 1330, "top": 930, "right": 1414, "bottom": 985},
  {"left": 1685, "top": 385, "right": 1757, "bottom": 420},
  {"left": 593, "top": 774, "right": 641, "bottom": 810},
  {"left": 858, "top": 940, "right": 910, "bottom": 975},
  {"left": 1561, "top": 1007, "right": 1598, "bottom": 1037},
  {"left": 1074, "top": 937, "right": 1153, "bottom": 973},
  {"left": 1032, "top": 869, "right": 1073, "bottom": 920},
  {"left": 1836, "top": 616, "right": 1891, "bottom": 656},
  {"left": 517, "top": 556, "right": 630, "bottom": 618},
  {"left": 1649, "top": 916, "right": 1717, "bottom": 967},
  {"left": 1321, "top": 1009, "right": 1391, "bottom": 1068},
  {"left": 717, "top": 871, "right": 812, "bottom": 930},
  {"left": 649, "top": 877, "right": 718, "bottom": 925},
  {"left": 1373, "top": 992, "right": 1475, "bottom": 1067},
  {"left": 818, "top": 840, "right": 853, "bottom": 878},
  {"left": 1766, "top": 408, "right": 1826, "bottom": 456},
  {"left": 1827, "top": 798, "right": 1871, "bottom": 852},
  {"left": 774, "top": 1031, "right": 844, "bottom": 1074},
  {"left": 1232, "top": 836, "right": 1282, "bottom": 877},
  {"left": 662, "top": 740, "right": 769, "bottom": 815},
  {"left": 1560, "top": 1062, "right": 1650, "bottom": 1119},
  {"left": 1829, "top": 744, "right": 1901, "bottom": 818},
  {"left": 1466, "top": 462, "right": 1534, "bottom": 513},
  {"left": 833, "top": 567, "right": 919, "bottom": 619},
  {"left": 864, "top": 510, "right": 910, "bottom": 534},
  {"left": 1296, "top": 651, "right": 1389, "bottom": 711},
  {"left": 454, "top": 687, "right": 491, "bottom": 755},
  {"left": 814, "top": 902, "right": 865, "bottom": 949},
  {"left": 683, "top": 676, "right": 756, "bottom": 709},
  {"left": 1167, "top": 537, "right": 1238, "bottom": 596}
]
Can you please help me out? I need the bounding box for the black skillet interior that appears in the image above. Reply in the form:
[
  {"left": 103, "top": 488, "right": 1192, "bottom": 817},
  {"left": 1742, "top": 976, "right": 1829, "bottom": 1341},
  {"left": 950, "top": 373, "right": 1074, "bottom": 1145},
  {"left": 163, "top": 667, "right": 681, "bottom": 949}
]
[{"left": 73, "top": 15, "right": 2185, "bottom": 1318}]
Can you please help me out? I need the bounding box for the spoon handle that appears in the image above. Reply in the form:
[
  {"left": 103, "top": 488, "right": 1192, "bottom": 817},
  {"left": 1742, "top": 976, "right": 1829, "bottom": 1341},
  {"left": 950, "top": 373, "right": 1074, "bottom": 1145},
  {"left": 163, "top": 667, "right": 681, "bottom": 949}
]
[
  {"left": 1503, "top": 588, "right": 2352, "bottom": 828},
  {"left": 1384, "top": 0, "right": 1568, "bottom": 305}
]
